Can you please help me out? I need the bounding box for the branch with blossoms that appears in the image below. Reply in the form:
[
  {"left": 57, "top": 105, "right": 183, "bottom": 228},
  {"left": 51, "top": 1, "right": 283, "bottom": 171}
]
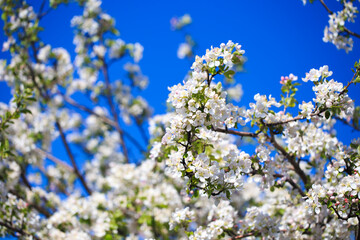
[
  {"left": 319, "top": 0, "right": 360, "bottom": 38},
  {"left": 160, "top": 36, "right": 360, "bottom": 238},
  {"left": 0, "top": 220, "right": 40, "bottom": 240},
  {"left": 303, "top": 0, "right": 360, "bottom": 52},
  {"left": 267, "top": 65, "right": 360, "bottom": 127}
]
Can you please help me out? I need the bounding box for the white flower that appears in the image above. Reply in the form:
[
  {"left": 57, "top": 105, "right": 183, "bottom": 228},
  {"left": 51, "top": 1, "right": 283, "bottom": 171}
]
[
  {"left": 38, "top": 45, "right": 51, "bottom": 62},
  {"left": 177, "top": 42, "right": 192, "bottom": 59},
  {"left": 93, "top": 45, "right": 106, "bottom": 58},
  {"left": 299, "top": 101, "right": 314, "bottom": 119}
]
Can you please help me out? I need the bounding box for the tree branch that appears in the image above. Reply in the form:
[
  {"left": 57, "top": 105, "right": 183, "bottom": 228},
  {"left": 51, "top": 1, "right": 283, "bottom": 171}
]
[
  {"left": 212, "top": 127, "right": 258, "bottom": 138},
  {"left": 331, "top": 206, "right": 349, "bottom": 221},
  {"left": 9, "top": 189, "right": 51, "bottom": 218},
  {"left": 101, "top": 59, "right": 130, "bottom": 163},
  {"left": 55, "top": 121, "right": 92, "bottom": 195},
  {"left": 273, "top": 173, "right": 306, "bottom": 197},
  {"left": 0, "top": 220, "right": 40, "bottom": 240},
  {"left": 231, "top": 232, "right": 257, "bottom": 239},
  {"left": 269, "top": 132, "right": 310, "bottom": 189},
  {"left": 319, "top": 0, "right": 360, "bottom": 38}
]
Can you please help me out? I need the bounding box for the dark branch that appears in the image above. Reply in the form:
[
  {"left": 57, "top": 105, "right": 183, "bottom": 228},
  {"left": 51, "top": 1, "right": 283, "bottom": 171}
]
[
  {"left": 319, "top": 0, "right": 360, "bottom": 38},
  {"left": 0, "top": 220, "right": 40, "bottom": 240},
  {"left": 55, "top": 121, "right": 92, "bottom": 195},
  {"left": 101, "top": 59, "right": 130, "bottom": 163},
  {"left": 212, "top": 127, "right": 258, "bottom": 138},
  {"left": 269, "top": 132, "right": 310, "bottom": 189}
]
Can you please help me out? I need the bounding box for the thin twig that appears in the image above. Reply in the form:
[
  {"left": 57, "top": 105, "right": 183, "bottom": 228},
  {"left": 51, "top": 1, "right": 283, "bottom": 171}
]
[
  {"left": 62, "top": 94, "right": 116, "bottom": 126},
  {"left": 339, "top": 68, "right": 359, "bottom": 97},
  {"left": 37, "top": 165, "right": 70, "bottom": 196},
  {"left": 334, "top": 116, "right": 360, "bottom": 132},
  {"left": 35, "top": 148, "right": 74, "bottom": 172},
  {"left": 62, "top": 94, "right": 146, "bottom": 153}
]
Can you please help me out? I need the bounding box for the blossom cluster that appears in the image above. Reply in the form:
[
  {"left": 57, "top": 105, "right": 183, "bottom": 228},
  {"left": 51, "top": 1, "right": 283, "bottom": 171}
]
[
  {"left": 302, "top": 65, "right": 354, "bottom": 118},
  {"left": 160, "top": 42, "right": 253, "bottom": 197},
  {"left": 302, "top": 0, "right": 360, "bottom": 52},
  {"left": 170, "top": 14, "right": 192, "bottom": 30},
  {"left": 323, "top": 1, "right": 358, "bottom": 52}
]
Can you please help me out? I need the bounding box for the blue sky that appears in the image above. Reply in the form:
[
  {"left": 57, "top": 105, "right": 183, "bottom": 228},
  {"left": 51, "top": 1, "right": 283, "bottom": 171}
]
[{"left": 0, "top": 0, "right": 359, "bottom": 157}]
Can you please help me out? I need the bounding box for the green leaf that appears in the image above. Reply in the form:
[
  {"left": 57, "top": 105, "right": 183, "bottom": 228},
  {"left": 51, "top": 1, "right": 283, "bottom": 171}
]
[
  {"left": 354, "top": 77, "right": 360, "bottom": 84},
  {"left": 325, "top": 111, "right": 331, "bottom": 119},
  {"left": 104, "top": 234, "right": 113, "bottom": 240},
  {"left": 20, "top": 109, "right": 32, "bottom": 114},
  {"left": 224, "top": 70, "right": 235, "bottom": 79},
  {"left": 226, "top": 190, "right": 231, "bottom": 199},
  {"left": 193, "top": 189, "right": 199, "bottom": 198},
  {"left": 1, "top": 12, "right": 6, "bottom": 21}
]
